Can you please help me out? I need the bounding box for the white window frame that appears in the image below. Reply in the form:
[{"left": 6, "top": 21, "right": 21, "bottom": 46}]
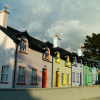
[
  {"left": 18, "top": 66, "right": 25, "bottom": 83},
  {"left": 2, "top": 65, "right": 9, "bottom": 82},
  {"left": 31, "top": 69, "right": 37, "bottom": 83}
]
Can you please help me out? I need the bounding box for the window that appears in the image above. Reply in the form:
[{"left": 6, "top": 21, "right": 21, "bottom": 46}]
[
  {"left": 67, "top": 74, "right": 70, "bottom": 84},
  {"left": 31, "top": 69, "right": 38, "bottom": 85},
  {"left": 72, "top": 57, "right": 77, "bottom": 67},
  {"left": 17, "top": 66, "right": 26, "bottom": 85},
  {"left": 55, "top": 51, "right": 60, "bottom": 63},
  {"left": 85, "top": 62, "right": 87, "bottom": 69},
  {"left": 92, "top": 74, "right": 93, "bottom": 81},
  {"left": 19, "top": 39, "right": 27, "bottom": 54},
  {"left": 44, "top": 47, "right": 49, "bottom": 60},
  {"left": 72, "top": 72, "right": 75, "bottom": 82},
  {"left": 62, "top": 73, "right": 65, "bottom": 84},
  {"left": 88, "top": 75, "right": 89, "bottom": 83},
  {"left": 77, "top": 73, "right": 79, "bottom": 82},
  {"left": 1, "top": 66, "right": 9, "bottom": 83},
  {"left": 80, "top": 59, "right": 82, "bottom": 67},
  {"left": 90, "top": 75, "right": 92, "bottom": 83},
  {"left": 66, "top": 56, "right": 69, "bottom": 66}
]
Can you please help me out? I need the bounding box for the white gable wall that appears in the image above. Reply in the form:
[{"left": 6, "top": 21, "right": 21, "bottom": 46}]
[{"left": 0, "top": 30, "right": 16, "bottom": 88}]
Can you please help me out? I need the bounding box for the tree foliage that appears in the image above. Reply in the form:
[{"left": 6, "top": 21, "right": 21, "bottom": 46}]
[{"left": 81, "top": 33, "right": 100, "bottom": 60}]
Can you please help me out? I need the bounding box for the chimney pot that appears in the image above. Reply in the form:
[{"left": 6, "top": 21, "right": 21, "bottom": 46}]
[
  {"left": 55, "top": 34, "right": 59, "bottom": 37},
  {"left": 3, "top": 6, "right": 7, "bottom": 10}
]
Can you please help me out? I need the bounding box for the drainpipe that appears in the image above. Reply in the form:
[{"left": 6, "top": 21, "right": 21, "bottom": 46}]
[{"left": 13, "top": 44, "right": 18, "bottom": 88}]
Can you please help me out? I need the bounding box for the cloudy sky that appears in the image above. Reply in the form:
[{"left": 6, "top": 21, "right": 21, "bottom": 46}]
[{"left": 0, "top": 0, "right": 100, "bottom": 54}]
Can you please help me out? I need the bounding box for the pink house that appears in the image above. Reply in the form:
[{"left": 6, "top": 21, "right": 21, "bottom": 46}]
[{"left": 0, "top": 7, "right": 52, "bottom": 88}]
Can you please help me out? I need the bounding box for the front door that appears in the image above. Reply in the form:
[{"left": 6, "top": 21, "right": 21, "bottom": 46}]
[
  {"left": 80, "top": 72, "right": 82, "bottom": 86},
  {"left": 56, "top": 71, "right": 60, "bottom": 87},
  {"left": 42, "top": 69, "right": 47, "bottom": 88}
]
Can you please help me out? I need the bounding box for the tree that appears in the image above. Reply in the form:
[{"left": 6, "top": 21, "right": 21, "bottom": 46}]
[{"left": 81, "top": 33, "right": 100, "bottom": 60}]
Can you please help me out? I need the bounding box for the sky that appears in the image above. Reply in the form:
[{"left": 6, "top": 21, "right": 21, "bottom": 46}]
[{"left": 1, "top": 0, "right": 100, "bottom": 54}]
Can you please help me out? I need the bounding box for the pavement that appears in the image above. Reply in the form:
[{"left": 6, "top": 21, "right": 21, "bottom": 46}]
[{"left": 81, "top": 96, "right": 100, "bottom": 100}]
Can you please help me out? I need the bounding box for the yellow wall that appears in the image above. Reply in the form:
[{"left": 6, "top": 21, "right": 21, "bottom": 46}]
[{"left": 52, "top": 56, "right": 71, "bottom": 87}]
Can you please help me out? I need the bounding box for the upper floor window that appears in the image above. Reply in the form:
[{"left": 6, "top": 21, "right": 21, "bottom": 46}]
[
  {"left": 66, "top": 56, "right": 69, "bottom": 66},
  {"left": 80, "top": 59, "right": 82, "bottom": 67},
  {"left": 55, "top": 51, "right": 60, "bottom": 63},
  {"left": 19, "top": 39, "right": 27, "bottom": 54},
  {"left": 44, "top": 47, "right": 49, "bottom": 60},
  {"left": 1, "top": 65, "right": 9, "bottom": 82},
  {"left": 72, "top": 57, "right": 77, "bottom": 67}
]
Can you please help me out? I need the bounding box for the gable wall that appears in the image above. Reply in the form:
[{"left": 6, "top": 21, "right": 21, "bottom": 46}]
[{"left": 0, "top": 30, "right": 16, "bottom": 88}]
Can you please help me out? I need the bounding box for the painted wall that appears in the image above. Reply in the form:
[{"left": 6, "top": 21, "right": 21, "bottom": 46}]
[
  {"left": 52, "top": 56, "right": 71, "bottom": 87},
  {"left": 83, "top": 63, "right": 92, "bottom": 86},
  {"left": 14, "top": 36, "right": 52, "bottom": 88},
  {"left": 1, "top": 85, "right": 100, "bottom": 100},
  {"left": 0, "top": 30, "right": 16, "bottom": 88},
  {"left": 92, "top": 65, "right": 98, "bottom": 84},
  {"left": 72, "top": 59, "right": 84, "bottom": 86}
]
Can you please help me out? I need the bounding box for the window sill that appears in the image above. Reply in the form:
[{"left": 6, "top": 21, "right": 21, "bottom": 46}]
[
  {"left": 55, "top": 61, "right": 60, "bottom": 64},
  {"left": 0, "top": 82, "right": 8, "bottom": 84},
  {"left": 44, "top": 58, "right": 50, "bottom": 61},
  {"left": 77, "top": 81, "right": 79, "bottom": 83},
  {"left": 30, "top": 83, "right": 38, "bottom": 85},
  {"left": 67, "top": 84, "right": 71, "bottom": 85},
  {"left": 62, "top": 84, "right": 66, "bottom": 85},
  {"left": 17, "top": 83, "right": 26, "bottom": 85},
  {"left": 18, "top": 51, "right": 28, "bottom": 54}
]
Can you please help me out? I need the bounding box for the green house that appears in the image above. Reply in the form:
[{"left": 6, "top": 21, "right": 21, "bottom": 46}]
[{"left": 83, "top": 58, "right": 92, "bottom": 86}]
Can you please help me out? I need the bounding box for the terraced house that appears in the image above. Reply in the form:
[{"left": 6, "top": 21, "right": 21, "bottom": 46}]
[
  {"left": 0, "top": 7, "right": 53, "bottom": 88},
  {"left": 51, "top": 35, "right": 71, "bottom": 87}
]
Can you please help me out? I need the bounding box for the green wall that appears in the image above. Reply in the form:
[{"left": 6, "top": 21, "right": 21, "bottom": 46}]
[{"left": 84, "top": 62, "right": 92, "bottom": 86}]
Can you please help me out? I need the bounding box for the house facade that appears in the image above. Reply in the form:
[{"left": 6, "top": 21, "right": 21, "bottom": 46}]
[
  {"left": 0, "top": 7, "right": 53, "bottom": 88},
  {"left": 51, "top": 35, "right": 71, "bottom": 87},
  {"left": 71, "top": 52, "right": 84, "bottom": 86},
  {"left": 83, "top": 59, "right": 92, "bottom": 86},
  {"left": 0, "top": 7, "right": 18, "bottom": 88}
]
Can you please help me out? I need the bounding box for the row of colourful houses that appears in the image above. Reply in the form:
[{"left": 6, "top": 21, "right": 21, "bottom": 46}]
[{"left": 0, "top": 7, "right": 99, "bottom": 89}]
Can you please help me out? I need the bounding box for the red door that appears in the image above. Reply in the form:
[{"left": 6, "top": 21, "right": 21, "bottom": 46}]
[{"left": 42, "top": 69, "right": 47, "bottom": 88}]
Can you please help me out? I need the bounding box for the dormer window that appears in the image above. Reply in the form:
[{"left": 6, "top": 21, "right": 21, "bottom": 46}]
[
  {"left": 65, "top": 56, "right": 69, "bottom": 66},
  {"left": 80, "top": 59, "right": 82, "bottom": 67},
  {"left": 72, "top": 57, "right": 77, "bottom": 67},
  {"left": 44, "top": 46, "right": 49, "bottom": 60},
  {"left": 19, "top": 39, "right": 27, "bottom": 54},
  {"left": 55, "top": 51, "right": 60, "bottom": 63}
]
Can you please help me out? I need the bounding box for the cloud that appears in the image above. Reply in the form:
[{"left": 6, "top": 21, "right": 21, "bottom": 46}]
[{"left": 1, "top": 0, "right": 100, "bottom": 53}]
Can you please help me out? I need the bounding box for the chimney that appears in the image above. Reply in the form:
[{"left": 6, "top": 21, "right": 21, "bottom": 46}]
[
  {"left": 0, "top": 6, "right": 10, "bottom": 28},
  {"left": 53, "top": 34, "right": 61, "bottom": 48},
  {"left": 78, "top": 47, "right": 83, "bottom": 56}
]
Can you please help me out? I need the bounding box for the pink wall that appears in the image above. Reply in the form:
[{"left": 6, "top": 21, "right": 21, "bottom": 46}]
[{"left": 14, "top": 36, "right": 52, "bottom": 88}]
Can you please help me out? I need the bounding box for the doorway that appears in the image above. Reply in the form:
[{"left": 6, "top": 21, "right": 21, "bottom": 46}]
[
  {"left": 56, "top": 71, "right": 60, "bottom": 87},
  {"left": 42, "top": 68, "right": 47, "bottom": 88}
]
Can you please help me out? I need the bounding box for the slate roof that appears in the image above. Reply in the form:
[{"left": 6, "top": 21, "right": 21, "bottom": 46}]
[{"left": 0, "top": 25, "right": 50, "bottom": 53}]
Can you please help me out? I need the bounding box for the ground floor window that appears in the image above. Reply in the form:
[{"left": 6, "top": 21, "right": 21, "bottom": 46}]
[
  {"left": 72, "top": 72, "right": 75, "bottom": 82},
  {"left": 67, "top": 74, "right": 70, "bottom": 84},
  {"left": 18, "top": 66, "right": 26, "bottom": 83},
  {"left": 2, "top": 65, "right": 9, "bottom": 82},
  {"left": 31, "top": 68, "right": 37, "bottom": 83},
  {"left": 62, "top": 73, "right": 65, "bottom": 84}
]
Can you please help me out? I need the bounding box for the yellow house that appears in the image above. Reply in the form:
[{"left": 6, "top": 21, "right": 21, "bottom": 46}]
[{"left": 51, "top": 47, "right": 71, "bottom": 87}]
